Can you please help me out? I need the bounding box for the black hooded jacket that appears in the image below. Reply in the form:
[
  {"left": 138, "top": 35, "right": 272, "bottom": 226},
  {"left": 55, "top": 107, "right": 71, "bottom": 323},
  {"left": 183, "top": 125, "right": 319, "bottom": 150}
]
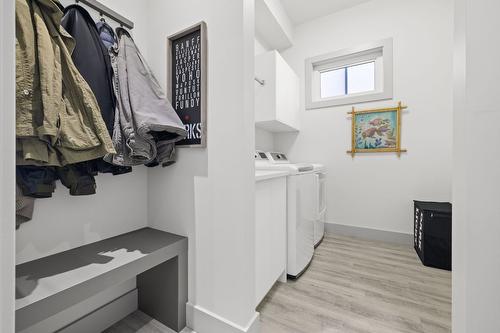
[
  {"left": 62, "top": 4, "right": 116, "bottom": 132},
  {"left": 62, "top": 5, "right": 131, "bottom": 175}
]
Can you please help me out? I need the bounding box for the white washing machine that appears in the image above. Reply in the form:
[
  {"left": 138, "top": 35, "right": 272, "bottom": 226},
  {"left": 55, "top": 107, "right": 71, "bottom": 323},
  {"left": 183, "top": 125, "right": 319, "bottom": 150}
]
[{"left": 255, "top": 151, "right": 319, "bottom": 278}]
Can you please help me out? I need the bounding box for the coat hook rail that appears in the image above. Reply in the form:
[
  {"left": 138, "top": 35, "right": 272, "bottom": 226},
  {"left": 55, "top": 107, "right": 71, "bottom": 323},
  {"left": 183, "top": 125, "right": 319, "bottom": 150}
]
[
  {"left": 255, "top": 77, "right": 265, "bottom": 86},
  {"left": 76, "top": 0, "right": 134, "bottom": 29}
]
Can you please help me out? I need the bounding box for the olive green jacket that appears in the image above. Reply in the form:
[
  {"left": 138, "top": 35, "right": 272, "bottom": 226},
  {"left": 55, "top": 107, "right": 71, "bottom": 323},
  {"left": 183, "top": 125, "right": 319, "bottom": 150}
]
[{"left": 16, "top": 0, "right": 115, "bottom": 166}]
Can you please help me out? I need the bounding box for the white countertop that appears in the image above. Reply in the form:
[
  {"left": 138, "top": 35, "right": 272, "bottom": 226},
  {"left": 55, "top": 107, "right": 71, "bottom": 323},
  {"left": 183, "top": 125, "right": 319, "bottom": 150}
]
[{"left": 255, "top": 170, "right": 289, "bottom": 182}]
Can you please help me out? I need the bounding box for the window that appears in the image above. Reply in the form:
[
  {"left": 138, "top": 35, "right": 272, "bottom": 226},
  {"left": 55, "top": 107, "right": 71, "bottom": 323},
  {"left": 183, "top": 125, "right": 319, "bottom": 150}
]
[
  {"left": 305, "top": 38, "right": 393, "bottom": 109},
  {"left": 320, "top": 61, "right": 375, "bottom": 98}
]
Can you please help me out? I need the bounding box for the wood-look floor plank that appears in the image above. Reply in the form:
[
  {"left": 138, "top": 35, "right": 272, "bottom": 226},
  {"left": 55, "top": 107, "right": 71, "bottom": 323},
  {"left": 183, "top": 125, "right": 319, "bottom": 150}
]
[
  {"left": 258, "top": 233, "right": 451, "bottom": 333},
  {"left": 103, "top": 311, "right": 188, "bottom": 333},
  {"left": 103, "top": 233, "right": 450, "bottom": 333}
]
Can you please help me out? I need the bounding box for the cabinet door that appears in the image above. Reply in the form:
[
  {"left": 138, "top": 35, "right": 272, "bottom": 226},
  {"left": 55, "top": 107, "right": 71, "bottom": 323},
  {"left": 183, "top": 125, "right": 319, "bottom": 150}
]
[{"left": 255, "top": 177, "right": 286, "bottom": 306}]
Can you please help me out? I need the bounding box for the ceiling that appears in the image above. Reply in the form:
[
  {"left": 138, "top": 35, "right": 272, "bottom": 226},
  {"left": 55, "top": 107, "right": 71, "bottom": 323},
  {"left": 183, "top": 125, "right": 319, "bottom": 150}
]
[{"left": 280, "top": 0, "right": 373, "bottom": 26}]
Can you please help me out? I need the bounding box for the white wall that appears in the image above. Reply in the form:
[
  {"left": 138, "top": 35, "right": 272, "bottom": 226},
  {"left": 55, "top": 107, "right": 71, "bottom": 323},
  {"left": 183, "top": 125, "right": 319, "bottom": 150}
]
[
  {"left": 276, "top": 0, "right": 454, "bottom": 234},
  {"left": 255, "top": 0, "right": 293, "bottom": 51},
  {"left": 1, "top": 0, "right": 16, "bottom": 330},
  {"left": 261, "top": 0, "right": 293, "bottom": 45},
  {"left": 146, "top": 0, "right": 258, "bottom": 331},
  {"left": 255, "top": 128, "right": 274, "bottom": 152},
  {"left": 144, "top": 0, "right": 209, "bottom": 313},
  {"left": 16, "top": 168, "right": 148, "bottom": 264},
  {"left": 453, "top": 0, "right": 500, "bottom": 331},
  {"left": 16, "top": 0, "right": 151, "bottom": 265},
  {"left": 254, "top": 37, "right": 268, "bottom": 56}
]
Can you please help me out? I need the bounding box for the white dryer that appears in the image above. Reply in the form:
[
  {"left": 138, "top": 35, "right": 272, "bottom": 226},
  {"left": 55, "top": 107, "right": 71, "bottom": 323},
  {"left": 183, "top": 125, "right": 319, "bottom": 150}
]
[
  {"left": 255, "top": 151, "right": 317, "bottom": 278},
  {"left": 312, "top": 164, "right": 327, "bottom": 247}
]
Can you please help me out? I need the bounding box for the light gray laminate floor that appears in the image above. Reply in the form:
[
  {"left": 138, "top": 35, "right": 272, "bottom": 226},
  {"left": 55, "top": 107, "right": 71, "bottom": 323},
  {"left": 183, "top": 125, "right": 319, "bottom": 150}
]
[
  {"left": 103, "top": 310, "right": 193, "bottom": 333},
  {"left": 104, "top": 233, "right": 451, "bottom": 333},
  {"left": 257, "top": 234, "right": 451, "bottom": 333}
]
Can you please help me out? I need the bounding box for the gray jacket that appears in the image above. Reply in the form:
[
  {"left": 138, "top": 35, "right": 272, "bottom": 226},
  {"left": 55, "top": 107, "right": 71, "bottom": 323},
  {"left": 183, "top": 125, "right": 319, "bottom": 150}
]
[{"left": 105, "top": 28, "right": 187, "bottom": 167}]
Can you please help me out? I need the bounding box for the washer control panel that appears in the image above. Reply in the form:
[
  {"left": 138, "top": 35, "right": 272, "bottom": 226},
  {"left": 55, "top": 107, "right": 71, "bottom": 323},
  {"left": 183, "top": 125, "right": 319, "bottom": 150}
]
[
  {"left": 255, "top": 151, "right": 269, "bottom": 160},
  {"left": 266, "top": 152, "right": 289, "bottom": 164}
]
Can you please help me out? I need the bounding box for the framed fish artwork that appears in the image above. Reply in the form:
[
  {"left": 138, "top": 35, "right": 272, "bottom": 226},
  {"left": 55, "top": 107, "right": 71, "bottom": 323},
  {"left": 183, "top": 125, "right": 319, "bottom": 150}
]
[{"left": 347, "top": 102, "right": 407, "bottom": 157}]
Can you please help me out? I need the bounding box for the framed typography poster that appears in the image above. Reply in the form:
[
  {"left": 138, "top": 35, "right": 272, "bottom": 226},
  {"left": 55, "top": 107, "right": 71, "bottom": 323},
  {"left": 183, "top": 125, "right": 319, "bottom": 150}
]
[{"left": 167, "top": 21, "right": 207, "bottom": 147}]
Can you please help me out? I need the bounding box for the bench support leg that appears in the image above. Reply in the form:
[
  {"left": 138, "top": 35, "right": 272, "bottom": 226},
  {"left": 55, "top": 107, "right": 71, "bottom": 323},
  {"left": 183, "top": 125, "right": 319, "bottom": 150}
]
[{"left": 137, "top": 253, "right": 188, "bottom": 332}]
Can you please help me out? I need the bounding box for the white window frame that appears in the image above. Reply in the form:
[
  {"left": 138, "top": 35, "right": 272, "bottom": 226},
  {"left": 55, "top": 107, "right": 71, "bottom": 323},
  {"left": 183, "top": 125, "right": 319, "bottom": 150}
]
[{"left": 305, "top": 38, "right": 393, "bottom": 109}]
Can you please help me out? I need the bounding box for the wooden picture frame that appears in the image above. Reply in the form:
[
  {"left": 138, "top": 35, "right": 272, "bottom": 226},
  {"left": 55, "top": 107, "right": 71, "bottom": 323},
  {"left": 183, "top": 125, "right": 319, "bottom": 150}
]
[
  {"left": 347, "top": 102, "right": 407, "bottom": 157},
  {"left": 167, "top": 21, "right": 207, "bottom": 148}
]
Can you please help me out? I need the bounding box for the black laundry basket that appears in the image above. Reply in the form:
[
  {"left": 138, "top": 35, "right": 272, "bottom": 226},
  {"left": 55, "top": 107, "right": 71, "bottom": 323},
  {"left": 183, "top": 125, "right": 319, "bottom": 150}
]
[{"left": 414, "top": 201, "right": 452, "bottom": 271}]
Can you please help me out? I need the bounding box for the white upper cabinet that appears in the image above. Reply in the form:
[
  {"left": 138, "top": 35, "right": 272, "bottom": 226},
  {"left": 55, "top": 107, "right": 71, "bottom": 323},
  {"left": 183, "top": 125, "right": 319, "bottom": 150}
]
[{"left": 255, "top": 50, "right": 300, "bottom": 132}]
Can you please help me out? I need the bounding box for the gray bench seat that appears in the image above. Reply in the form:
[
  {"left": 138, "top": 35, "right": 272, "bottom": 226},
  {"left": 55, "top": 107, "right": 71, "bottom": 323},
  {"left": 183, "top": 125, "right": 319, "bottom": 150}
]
[{"left": 16, "top": 227, "right": 188, "bottom": 333}]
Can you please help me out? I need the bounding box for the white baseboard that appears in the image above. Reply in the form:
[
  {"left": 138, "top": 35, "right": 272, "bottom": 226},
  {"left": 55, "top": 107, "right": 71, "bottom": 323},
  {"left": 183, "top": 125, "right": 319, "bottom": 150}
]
[
  {"left": 186, "top": 303, "right": 259, "bottom": 333},
  {"left": 325, "top": 222, "right": 413, "bottom": 246}
]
